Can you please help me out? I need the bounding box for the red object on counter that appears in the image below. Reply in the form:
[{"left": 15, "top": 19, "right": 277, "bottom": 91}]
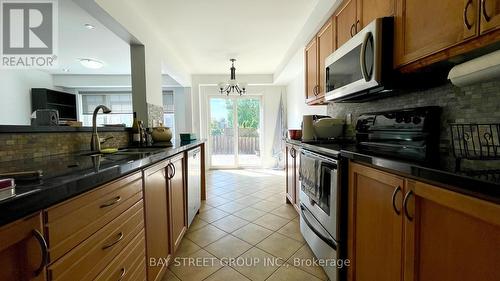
[
  {"left": 0, "top": 178, "right": 15, "bottom": 190},
  {"left": 288, "top": 129, "right": 302, "bottom": 140}
]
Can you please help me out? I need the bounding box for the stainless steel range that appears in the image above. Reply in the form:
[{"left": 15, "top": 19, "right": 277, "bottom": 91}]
[{"left": 299, "top": 149, "right": 344, "bottom": 281}]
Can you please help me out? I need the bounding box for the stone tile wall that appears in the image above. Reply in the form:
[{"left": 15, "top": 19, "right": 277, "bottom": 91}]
[
  {"left": 0, "top": 131, "right": 129, "bottom": 162},
  {"left": 327, "top": 81, "right": 500, "bottom": 170}
]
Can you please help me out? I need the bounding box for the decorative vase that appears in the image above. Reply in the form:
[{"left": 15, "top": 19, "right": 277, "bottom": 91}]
[{"left": 152, "top": 123, "right": 172, "bottom": 142}]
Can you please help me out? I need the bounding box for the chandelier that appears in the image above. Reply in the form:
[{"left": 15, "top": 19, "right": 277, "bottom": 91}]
[{"left": 217, "top": 59, "right": 247, "bottom": 95}]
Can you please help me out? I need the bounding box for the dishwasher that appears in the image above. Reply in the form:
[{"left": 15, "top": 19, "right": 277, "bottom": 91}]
[{"left": 187, "top": 147, "right": 201, "bottom": 226}]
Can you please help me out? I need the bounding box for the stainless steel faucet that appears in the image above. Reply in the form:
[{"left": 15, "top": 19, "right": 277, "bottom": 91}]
[{"left": 90, "top": 105, "right": 112, "bottom": 152}]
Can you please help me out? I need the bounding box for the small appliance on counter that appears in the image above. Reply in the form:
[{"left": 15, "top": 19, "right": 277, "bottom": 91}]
[
  {"left": 355, "top": 106, "right": 441, "bottom": 165},
  {"left": 31, "top": 109, "right": 59, "bottom": 126},
  {"left": 302, "top": 115, "right": 346, "bottom": 143}
]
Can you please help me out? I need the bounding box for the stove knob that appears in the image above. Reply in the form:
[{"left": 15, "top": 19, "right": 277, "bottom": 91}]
[
  {"left": 413, "top": 116, "right": 422, "bottom": 125},
  {"left": 404, "top": 116, "right": 412, "bottom": 123}
]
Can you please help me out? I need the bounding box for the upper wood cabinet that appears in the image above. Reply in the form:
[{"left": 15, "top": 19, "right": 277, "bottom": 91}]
[
  {"left": 0, "top": 212, "right": 47, "bottom": 281},
  {"left": 480, "top": 0, "right": 500, "bottom": 34},
  {"left": 317, "top": 19, "right": 334, "bottom": 98},
  {"left": 334, "top": 0, "right": 358, "bottom": 48},
  {"left": 168, "top": 153, "right": 187, "bottom": 254},
  {"left": 348, "top": 162, "right": 405, "bottom": 281},
  {"left": 357, "top": 0, "right": 395, "bottom": 29},
  {"left": 348, "top": 161, "right": 500, "bottom": 281},
  {"left": 395, "top": 0, "right": 479, "bottom": 67},
  {"left": 305, "top": 37, "right": 319, "bottom": 103},
  {"left": 143, "top": 161, "right": 171, "bottom": 281}
]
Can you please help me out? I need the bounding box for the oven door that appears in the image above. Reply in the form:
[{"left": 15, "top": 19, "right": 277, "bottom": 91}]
[{"left": 325, "top": 18, "right": 384, "bottom": 101}]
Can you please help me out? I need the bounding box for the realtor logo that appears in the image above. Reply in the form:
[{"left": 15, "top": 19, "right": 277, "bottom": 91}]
[{"left": 0, "top": 0, "right": 58, "bottom": 68}]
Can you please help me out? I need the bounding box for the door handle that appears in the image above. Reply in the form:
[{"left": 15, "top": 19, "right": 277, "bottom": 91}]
[
  {"left": 118, "top": 267, "right": 126, "bottom": 280},
  {"left": 464, "top": 0, "right": 474, "bottom": 30},
  {"left": 360, "top": 32, "right": 372, "bottom": 82},
  {"left": 99, "top": 196, "right": 121, "bottom": 208},
  {"left": 32, "top": 229, "right": 48, "bottom": 276},
  {"left": 355, "top": 19, "right": 360, "bottom": 33},
  {"left": 350, "top": 23, "right": 356, "bottom": 37},
  {"left": 391, "top": 186, "right": 402, "bottom": 215},
  {"left": 482, "top": 0, "right": 492, "bottom": 22},
  {"left": 403, "top": 190, "right": 414, "bottom": 221},
  {"left": 171, "top": 163, "right": 176, "bottom": 178},
  {"left": 102, "top": 232, "right": 124, "bottom": 250}
]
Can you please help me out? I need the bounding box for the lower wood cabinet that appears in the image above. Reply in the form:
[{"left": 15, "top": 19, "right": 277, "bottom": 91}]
[
  {"left": 285, "top": 143, "right": 300, "bottom": 212},
  {"left": 0, "top": 212, "right": 47, "bottom": 281},
  {"left": 143, "top": 161, "right": 171, "bottom": 281},
  {"left": 167, "top": 153, "right": 187, "bottom": 254},
  {"left": 348, "top": 161, "right": 500, "bottom": 281}
]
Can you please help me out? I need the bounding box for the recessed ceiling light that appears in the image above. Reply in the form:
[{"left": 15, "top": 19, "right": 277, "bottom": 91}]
[
  {"left": 84, "top": 23, "right": 95, "bottom": 30},
  {"left": 62, "top": 68, "right": 70, "bottom": 72},
  {"left": 79, "top": 58, "right": 104, "bottom": 69}
]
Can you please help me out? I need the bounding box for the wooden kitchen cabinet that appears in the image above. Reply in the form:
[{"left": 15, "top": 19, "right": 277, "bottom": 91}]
[
  {"left": 143, "top": 161, "right": 171, "bottom": 281},
  {"left": 334, "top": 0, "right": 358, "bottom": 48},
  {"left": 403, "top": 180, "right": 500, "bottom": 281},
  {"left": 167, "top": 153, "right": 187, "bottom": 254},
  {"left": 305, "top": 37, "right": 319, "bottom": 104},
  {"left": 0, "top": 212, "right": 47, "bottom": 281},
  {"left": 286, "top": 144, "right": 300, "bottom": 212},
  {"left": 357, "top": 0, "right": 394, "bottom": 29},
  {"left": 317, "top": 19, "right": 334, "bottom": 100},
  {"left": 480, "top": 0, "right": 500, "bottom": 34},
  {"left": 348, "top": 161, "right": 500, "bottom": 281},
  {"left": 348, "top": 162, "right": 405, "bottom": 281}
]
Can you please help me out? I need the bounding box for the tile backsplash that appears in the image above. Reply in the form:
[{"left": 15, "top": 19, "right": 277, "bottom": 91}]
[
  {"left": 0, "top": 131, "right": 129, "bottom": 162},
  {"left": 327, "top": 80, "right": 500, "bottom": 170}
]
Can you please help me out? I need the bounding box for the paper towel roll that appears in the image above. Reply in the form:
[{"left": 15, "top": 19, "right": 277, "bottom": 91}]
[{"left": 448, "top": 49, "right": 500, "bottom": 87}]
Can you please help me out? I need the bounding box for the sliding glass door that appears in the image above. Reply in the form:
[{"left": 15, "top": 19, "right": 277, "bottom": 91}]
[{"left": 209, "top": 96, "right": 262, "bottom": 168}]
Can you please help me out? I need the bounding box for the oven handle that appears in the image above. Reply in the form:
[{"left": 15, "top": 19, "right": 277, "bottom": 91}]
[{"left": 300, "top": 204, "right": 337, "bottom": 250}]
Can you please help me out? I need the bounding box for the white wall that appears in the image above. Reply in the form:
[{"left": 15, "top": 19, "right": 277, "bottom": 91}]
[
  {"left": 276, "top": 48, "right": 327, "bottom": 129},
  {"left": 0, "top": 70, "right": 59, "bottom": 125},
  {"left": 199, "top": 84, "right": 285, "bottom": 169}
]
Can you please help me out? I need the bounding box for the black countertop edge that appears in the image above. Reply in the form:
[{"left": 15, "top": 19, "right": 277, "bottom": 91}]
[
  {"left": 0, "top": 125, "right": 130, "bottom": 133},
  {"left": 285, "top": 139, "right": 500, "bottom": 204},
  {"left": 0, "top": 140, "right": 205, "bottom": 226}
]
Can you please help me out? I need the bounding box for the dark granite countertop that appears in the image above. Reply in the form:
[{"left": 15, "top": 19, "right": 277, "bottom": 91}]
[
  {"left": 0, "top": 139, "right": 205, "bottom": 226},
  {"left": 286, "top": 139, "right": 500, "bottom": 204}
]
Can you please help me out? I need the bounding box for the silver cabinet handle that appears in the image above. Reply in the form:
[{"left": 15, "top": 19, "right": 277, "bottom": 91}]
[
  {"left": 391, "top": 186, "right": 402, "bottom": 215},
  {"left": 102, "top": 232, "right": 124, "bottom": 250},
  {"left": 33, "top": 229, "right": 48, "bottom": 276},
  {"left": 100, "top": 196, "right": 121, "bottom": 208}
]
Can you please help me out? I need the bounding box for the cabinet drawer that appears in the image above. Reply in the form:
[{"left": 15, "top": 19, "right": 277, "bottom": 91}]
[
  {"left": 48, "top": 200, "right": 145, "bottom": 281},
  {"left": 45, "top": 172, "right": 143, "bottom": 262},
  {"left": 94, "top": 230, "right": 146, "bottom": 281}
]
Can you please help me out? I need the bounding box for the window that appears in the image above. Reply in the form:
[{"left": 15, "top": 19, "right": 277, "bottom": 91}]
[
  {"left": 163, "top": 91, "right": 175, "bottom": 137},
  {"left": 80, "top": 92, "right": 133, "bottom": 127}
]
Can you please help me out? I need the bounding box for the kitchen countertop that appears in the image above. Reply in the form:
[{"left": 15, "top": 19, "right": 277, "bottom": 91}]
[
  {"left": 0, "top": 139, "right": 205, "bottom": 226},
  {"left": 286, "top": 139, "right": 500, "bottom": 204}
]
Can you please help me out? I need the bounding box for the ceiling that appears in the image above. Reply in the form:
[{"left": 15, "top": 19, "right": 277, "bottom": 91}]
[
  {"left": 126, "top": 0, "right": 318, "bottom": 75},
  {"left": 52, "top": 0, "right": 131, "bottom": 75}
]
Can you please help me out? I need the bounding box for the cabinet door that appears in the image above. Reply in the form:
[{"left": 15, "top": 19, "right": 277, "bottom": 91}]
[
  {"left": 403, "top": 180, "right": 500, "bottom": 281},
  {"left": 348, "top": 162, "right": 404, "bottom": 281},
  {"left": 168, "top": 154, "right": 187, "bottom": 254},
  {"left": 143, "top": 161, "right": 170, "bottom": 281},
  {"left": 395, "top": 0, "right": 478, "bottom": 66},
  {"left": 317, "top": 19, "right": 334, "bottom": 100},
  {"left": 294, "top": 147, "right": 301, "bottom": 211},
  {"left": 285, "top": 145, "right": 296, "bottom": 204},
  {"left": 0, "top": 212, "right": 47, "bottom": 281},
  {"left": 305, "top": 37, "right": 318, "bottom": 102},
  {"left": 357, "top": 0, "right": 394, "bottom": 28},
  {"left": 335, "top": 0, "right": 357, "bottom": 48},
  {"left": 480, "top": 0, "right": 500, "bottom": 34}
]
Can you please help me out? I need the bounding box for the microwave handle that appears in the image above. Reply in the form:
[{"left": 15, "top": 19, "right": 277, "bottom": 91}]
[{"left": 360, "top": 32, "right": 371, "bottom": 82}]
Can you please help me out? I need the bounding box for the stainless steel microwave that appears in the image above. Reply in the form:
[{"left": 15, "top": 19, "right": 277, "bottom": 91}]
[{"left": 325, "top": 17, "right": 393, "bottom": 102}]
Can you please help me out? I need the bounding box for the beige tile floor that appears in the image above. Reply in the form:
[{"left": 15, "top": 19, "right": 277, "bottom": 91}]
[{"left": 164, "top": 169, "right": 328, "bottom": 281}]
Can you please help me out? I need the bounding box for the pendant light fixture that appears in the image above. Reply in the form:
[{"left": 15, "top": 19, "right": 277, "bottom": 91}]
[{"left": 217, "top": 59, "right": 247, "bottom": 95}]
